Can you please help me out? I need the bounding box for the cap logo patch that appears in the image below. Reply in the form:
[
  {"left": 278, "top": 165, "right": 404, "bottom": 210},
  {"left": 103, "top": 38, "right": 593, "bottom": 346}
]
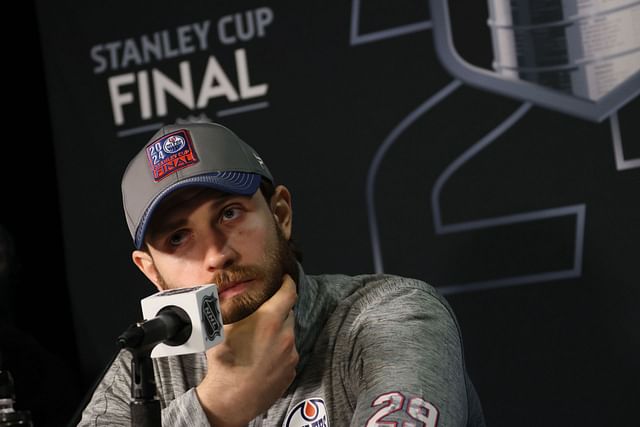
[{"left": 146, "top": 129, "right": 199, "bottom": 181}]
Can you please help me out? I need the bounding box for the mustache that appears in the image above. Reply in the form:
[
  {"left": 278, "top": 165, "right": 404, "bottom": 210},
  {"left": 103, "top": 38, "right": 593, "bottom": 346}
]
[{"left": 209, "top": 265, "right": 265, "bottom": 291}]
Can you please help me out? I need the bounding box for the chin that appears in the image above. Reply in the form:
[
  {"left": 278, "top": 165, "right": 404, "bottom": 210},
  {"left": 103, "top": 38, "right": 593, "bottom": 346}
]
[{"left": 220, "top": 298, "right": 261, "bottom": 324}]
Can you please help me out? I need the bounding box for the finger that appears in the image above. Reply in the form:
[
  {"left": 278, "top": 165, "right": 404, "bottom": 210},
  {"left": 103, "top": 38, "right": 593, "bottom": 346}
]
[
  {"left": 257, "top": 275, "right": 297, "bottom": 318},
  {"left": 284, "top": 309, "right": 295, "bottom": 326}
]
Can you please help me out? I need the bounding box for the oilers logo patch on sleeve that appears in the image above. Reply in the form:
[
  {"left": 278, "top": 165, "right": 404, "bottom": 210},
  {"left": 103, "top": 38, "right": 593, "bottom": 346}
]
[
  {"left": 283, "top": 398, "right": 329, "bottom": 427},
  {"left": 146, "top": 129, "right": 198, "bottom": 181}
]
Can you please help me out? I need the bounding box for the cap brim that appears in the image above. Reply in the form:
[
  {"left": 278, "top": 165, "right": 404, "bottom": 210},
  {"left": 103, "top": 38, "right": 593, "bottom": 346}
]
[{"left": 134, "top": 172, "right": 262, "bottom": 248}]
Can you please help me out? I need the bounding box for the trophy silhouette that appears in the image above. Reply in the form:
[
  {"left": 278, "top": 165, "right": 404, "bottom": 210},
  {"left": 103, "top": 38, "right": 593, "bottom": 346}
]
[{"left": 429, "top": 0, "right": 640, "bottom": 122}]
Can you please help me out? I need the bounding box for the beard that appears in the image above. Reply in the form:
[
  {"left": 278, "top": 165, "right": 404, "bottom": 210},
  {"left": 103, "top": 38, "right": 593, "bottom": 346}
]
[
  {"left": 214, "top": 225, "right": 297, "bottom": 323},
  {"left": 156, "top": 223, "right": 298, "bottom": 324}
]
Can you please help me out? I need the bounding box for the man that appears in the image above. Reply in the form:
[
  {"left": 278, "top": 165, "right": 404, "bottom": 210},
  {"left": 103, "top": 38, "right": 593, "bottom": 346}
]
[{"left": 78, "top": 122, "right": 485, "bottom": 426}]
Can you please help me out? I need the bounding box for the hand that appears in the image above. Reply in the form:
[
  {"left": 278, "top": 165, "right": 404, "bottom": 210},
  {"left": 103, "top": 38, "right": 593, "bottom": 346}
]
[{"left": 196, "top": 275, "right": 298, "bottom": 427}]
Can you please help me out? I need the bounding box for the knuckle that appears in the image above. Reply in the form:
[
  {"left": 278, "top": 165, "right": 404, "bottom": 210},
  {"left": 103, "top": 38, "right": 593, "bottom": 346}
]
[
  {"left": 281, "top": 332, "right": 295, "bottom": 353},
  {"left": 290, "top": 349, "right": 300, "bottom": 367},
  {"left": 285, "top": 291, "right": 297, "bottom": 307},
  {"left": 286, "top": 327, "right": 297, "bottom": 345}
]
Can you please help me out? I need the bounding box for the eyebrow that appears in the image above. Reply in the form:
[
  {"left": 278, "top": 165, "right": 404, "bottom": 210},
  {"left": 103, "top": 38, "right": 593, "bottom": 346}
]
[{"left": 149, "top": 218, "right": 188, "bottom": 241}]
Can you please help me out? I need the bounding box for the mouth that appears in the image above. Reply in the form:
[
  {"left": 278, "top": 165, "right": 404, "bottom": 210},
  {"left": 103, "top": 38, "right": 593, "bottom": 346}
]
[{"left": 217, "top": 279, "right": 254, "bottom": 299}]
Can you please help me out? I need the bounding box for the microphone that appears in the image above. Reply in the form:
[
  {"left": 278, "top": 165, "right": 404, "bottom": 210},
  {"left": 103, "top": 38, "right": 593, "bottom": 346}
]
[
  {"left": 118, "top": 284, "right": 224, "bottom": 358},
  {"left": 117, "top": 306, "right": 192, "bottom": 351}
]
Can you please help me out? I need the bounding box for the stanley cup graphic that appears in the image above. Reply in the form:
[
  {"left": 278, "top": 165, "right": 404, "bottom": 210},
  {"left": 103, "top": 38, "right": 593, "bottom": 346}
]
[{"left": 487, "top": 0, "right": 640, "bottom": 101}]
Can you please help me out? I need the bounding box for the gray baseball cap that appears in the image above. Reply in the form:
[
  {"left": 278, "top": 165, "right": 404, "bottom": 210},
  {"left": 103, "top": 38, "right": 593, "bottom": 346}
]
[{"left": 122, "top": 122, "right": 273, "bottom": 249}]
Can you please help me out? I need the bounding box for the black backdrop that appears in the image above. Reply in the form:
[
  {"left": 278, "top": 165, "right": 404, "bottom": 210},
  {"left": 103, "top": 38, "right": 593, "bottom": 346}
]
[{"left": 3, "top": 0, "right": 637, "bottom": 426}]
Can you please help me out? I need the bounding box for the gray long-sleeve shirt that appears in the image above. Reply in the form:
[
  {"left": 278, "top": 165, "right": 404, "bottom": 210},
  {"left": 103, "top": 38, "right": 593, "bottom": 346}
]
[{"left": 79, "top": 269, "right": 485, "bottom": 426}]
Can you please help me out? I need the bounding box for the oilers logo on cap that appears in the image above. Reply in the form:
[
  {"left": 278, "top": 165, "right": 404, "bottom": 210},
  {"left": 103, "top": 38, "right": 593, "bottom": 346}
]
[
  {"left": 283, "top": 398, "right": 328, "bottom": 427},
  {"left": 146, "top": 129, "right": 199, "bottom": 181}
]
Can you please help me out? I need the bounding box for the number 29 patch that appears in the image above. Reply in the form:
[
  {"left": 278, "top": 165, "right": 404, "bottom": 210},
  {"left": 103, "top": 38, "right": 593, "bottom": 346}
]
[
  {"left": 146, "top": 129, "right": 199, "bottom": 181},
  {"left": 366, "top": 392, "right": 439, "bottom": 427}
]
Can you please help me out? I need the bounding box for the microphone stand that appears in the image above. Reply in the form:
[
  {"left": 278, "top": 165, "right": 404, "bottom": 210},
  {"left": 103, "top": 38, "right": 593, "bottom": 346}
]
[
  {"left": 128, "top": 347, "right": 160, "bottom": 427},
  {"left": 118, "top": 322, "right": 164, "bottom": 427},
  {"left": 117, "top": 307, "right": 190, "bottom": 427},
  {"left": 68, "top": 305, "right": 193, "bottom": 426}
]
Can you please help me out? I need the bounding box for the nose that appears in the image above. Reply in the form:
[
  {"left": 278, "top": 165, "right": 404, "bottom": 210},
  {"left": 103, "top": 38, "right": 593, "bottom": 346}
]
[{"left": 202, "top": 228, "right": 236, "bottom": 271}]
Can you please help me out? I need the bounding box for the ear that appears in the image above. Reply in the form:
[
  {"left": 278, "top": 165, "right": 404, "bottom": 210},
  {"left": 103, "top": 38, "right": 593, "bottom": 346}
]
[
  {"left": 132, "top": 250, "right": 166, "bottom": 292},
  {"left": 270, "top": 185, "right": 293, "bottom": 240}
]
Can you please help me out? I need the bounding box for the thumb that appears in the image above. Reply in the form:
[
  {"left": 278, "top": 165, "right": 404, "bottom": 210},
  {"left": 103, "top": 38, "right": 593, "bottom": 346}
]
[{"left": 254, "top": 274, "right": 297, "bottom": 319}]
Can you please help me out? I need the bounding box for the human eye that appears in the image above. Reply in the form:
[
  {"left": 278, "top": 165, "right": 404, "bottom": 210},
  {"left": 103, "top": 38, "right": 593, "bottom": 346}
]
[
  {"left": 167, "top": 229, "right": 191, "bottom": 247},
  {"left": 220, "top": 205, "right": 242, "bottom": 223}
]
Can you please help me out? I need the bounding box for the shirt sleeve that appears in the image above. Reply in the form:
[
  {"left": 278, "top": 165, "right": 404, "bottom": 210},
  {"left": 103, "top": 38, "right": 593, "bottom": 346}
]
[
  {"left": 341, "top": 278, "right": 470, "bottom": 427},
  {"left": 77, "top": 350, "right": 211, "bottom": 426}
]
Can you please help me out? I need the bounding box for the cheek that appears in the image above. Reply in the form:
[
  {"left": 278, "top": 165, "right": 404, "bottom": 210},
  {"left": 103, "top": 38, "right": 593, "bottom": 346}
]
[
  {"left": 153, "top": 256, "right": 205, "bottom": 288},
  {"left": 234, "top": 215, "right": 275, "bottom": 261}
]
